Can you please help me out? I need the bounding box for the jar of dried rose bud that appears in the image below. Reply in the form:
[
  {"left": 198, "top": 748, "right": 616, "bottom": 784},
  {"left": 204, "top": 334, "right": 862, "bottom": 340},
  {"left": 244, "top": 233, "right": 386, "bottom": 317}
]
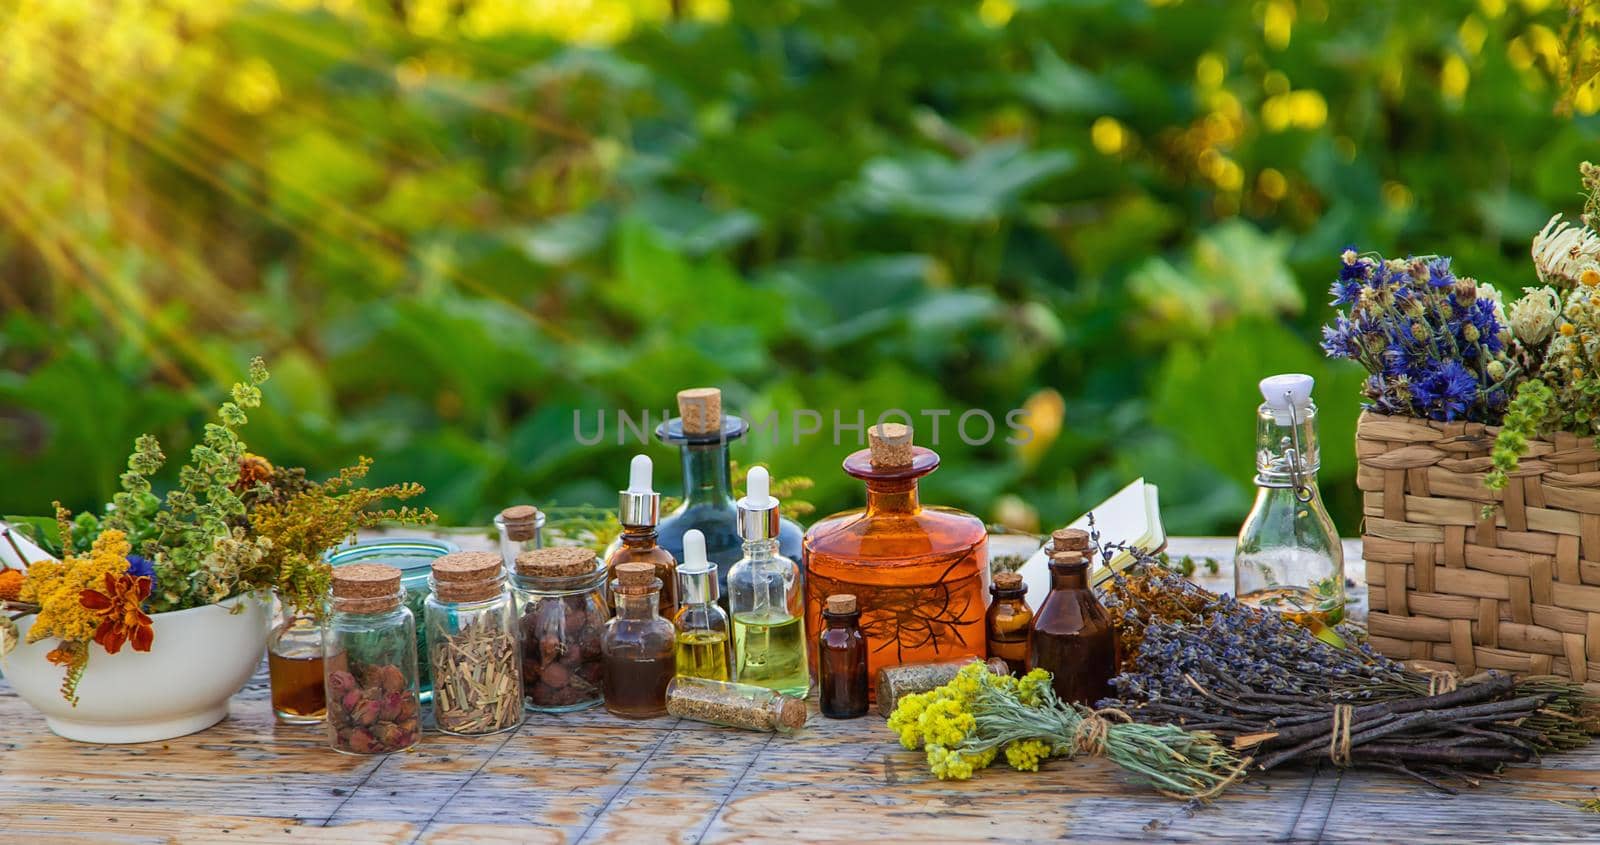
[
  {"left": 323, "top": 563, "right": 423, "bottom": 755},
  {"left": 512, "top": 547, "right": 610, "bottom": 713}
]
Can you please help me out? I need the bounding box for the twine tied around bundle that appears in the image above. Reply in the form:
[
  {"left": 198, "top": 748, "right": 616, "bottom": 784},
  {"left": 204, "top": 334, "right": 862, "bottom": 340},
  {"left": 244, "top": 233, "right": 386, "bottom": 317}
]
[
  {"left": 1425, "top": 670, "right": 1459, "bottom": 696},
  {"left": 1327, "top": 703, "right": 1354, "bottom": 767},
  {"left": 1072, "top": 707, "right": 1133, "bottom": 757}
]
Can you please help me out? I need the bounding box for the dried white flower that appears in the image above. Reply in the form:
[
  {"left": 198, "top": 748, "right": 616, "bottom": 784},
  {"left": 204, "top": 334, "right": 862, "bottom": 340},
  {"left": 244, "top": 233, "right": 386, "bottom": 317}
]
[
  {"left": 1508, "top": 285, "right": 1561, "bottom": 346},
  {"left": 1532, "top": 213, "right": 1600, "bottom": 285}
]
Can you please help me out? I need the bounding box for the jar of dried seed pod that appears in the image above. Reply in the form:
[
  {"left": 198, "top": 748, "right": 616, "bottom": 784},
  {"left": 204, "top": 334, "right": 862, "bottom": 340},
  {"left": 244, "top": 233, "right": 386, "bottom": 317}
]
[
  {"left": 666, "top": 677, "right": 807, "bottom": 734},
  {"left": 324, "top": 564, "right": 423, "bottom": 755},
  {"left": 874, "top": 656, "right": 1011, "bottom": 717},
  {"left": 426, "top": 551, "right": 524, "bottom": 737},
  {"left": 512, "top": 547, "right": 609, "bottom": 712}
]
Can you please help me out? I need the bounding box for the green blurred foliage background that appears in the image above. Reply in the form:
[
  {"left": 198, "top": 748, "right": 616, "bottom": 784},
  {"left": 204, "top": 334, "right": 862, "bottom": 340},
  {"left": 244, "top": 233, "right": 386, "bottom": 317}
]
[{"left": 1, "top": 0, "right": 1596, "bottom": 537}]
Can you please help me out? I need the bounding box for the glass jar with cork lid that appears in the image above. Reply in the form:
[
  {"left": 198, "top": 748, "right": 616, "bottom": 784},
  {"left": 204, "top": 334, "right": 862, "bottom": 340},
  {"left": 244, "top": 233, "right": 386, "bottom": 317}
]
[
  {"left": 666, "top": 677, "right": 807, "bottom": 734},
  {"left": 426, "top": 551, "right": 523, "bottom": 737},
  {"left": 323, "top": 564, "right": 422, "bottom": 755},
  {"left": 985, "top": 571, "right": 1032, "bottom": 676},
  {"left": 495, "top": 504, "right": 545, "bottom": 569},
  {"left": 512, "top": 547, "right": 609, "bottom": 713}
]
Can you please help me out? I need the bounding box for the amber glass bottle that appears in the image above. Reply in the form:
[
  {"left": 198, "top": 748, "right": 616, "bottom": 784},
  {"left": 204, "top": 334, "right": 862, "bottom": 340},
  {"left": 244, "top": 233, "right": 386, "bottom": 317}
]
[
  {"left": 605, "top": 454, "right": 679, "bottom": 613},
  {"left": 601, "top": 563, "right": 677, "bottom": 718},
  {"left": 803, "top": 423, "right": 989, "bottom": 698},
  {"left": 985, "top": 572, "right": 1032, "bottom": 676},
  {"left": 818, "top": 594, "right": 868, "bottom": 718},
  {"left": 1028, "top": 534, "right": 1117, "bottom": 706}
]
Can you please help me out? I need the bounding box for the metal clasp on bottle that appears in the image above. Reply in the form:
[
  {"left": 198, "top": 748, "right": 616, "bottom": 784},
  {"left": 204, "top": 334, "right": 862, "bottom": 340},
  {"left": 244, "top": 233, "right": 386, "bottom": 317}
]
[{"left": 1285, "top": 390, "right": 1314, "bottom": 504}]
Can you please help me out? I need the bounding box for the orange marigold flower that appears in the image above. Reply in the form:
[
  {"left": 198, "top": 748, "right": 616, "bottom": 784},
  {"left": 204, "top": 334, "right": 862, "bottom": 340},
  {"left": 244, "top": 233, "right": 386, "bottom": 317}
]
[
  {"left": 233, "top": 453, "right": 276, "bottom": 492},
  {"left": 79, "top": 572, "right": 154, "bottom": 655},
  {"left": 0, "top": 568, "right": 22, "bottom": 602}
]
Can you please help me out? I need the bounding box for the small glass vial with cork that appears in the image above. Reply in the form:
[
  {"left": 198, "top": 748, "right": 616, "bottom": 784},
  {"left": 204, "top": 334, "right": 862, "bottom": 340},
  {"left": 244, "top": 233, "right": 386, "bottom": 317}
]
[
  {"left": 874, "top": 657, "right": 1011, "bottom": 717},
  {"left": 495, "top": 504, "right": 545, "bottom": 570},
  {"left": 985, "top": 571, "right": 1032, "bottom": 676},
  {"left": 727, "top": 466, "right": 810, "bottom": 697},
  {"left": 666, "top": 677, "right": 807, "bottom": 734},
  {"left": 1235, "top": 373, "right": 1345, "bottom": 629},
  {"left": 323, "top": 564, "right": 423, "bottom": 755},
  {"left": 817, "top": 593, "right": 868, "bottom": 719},
  {"left": 1028, "top": 531, "right": 1117, "bottom": 706},
  {"left": 425, "top": 551, "right": 523, "bottom": 737},
  {"left": 604, "top": 454, "right": 679, "bottom": 613},
  {"left": 513, "top": 547, "right": 609, "bottom": 713},
  {"left": 602, "top": 562, "right": 678, "bottom": 718},
  {"left": 672, "top": 529, "right": 732, "bottom": 681}
]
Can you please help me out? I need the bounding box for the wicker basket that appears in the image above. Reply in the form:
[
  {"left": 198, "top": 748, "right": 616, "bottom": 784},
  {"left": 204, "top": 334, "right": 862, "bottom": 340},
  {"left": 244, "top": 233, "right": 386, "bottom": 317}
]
[{"left": 1359, "top": 410, "right": 1600, "bottom": 685}]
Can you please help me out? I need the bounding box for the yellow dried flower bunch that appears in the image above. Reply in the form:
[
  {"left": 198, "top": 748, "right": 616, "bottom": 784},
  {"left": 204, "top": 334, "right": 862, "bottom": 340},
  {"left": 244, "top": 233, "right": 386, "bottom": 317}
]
[
  {"left": 19, "top": 529, "right": 133, "bottom": 645},
  {"left": 884, "top": 662, "right": 1246, "bottom": 799}
]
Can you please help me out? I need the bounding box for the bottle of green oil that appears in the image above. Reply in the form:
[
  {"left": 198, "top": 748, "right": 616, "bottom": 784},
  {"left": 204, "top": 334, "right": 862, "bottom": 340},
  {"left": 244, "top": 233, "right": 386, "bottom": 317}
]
[{"left": 727, "top": 467, "right": 810, "bottom": 696}]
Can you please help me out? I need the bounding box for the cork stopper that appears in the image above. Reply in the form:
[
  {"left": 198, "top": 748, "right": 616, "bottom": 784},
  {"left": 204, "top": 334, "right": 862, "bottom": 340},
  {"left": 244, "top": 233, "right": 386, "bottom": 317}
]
[
  {"left": 992, "top": 571, "right": 1024, "bottom": 591},
  {"left": 1051, "top": 527, "right": 1090, "bottom": 551},
  {"left": 825, "top": 594, "right": 857, "bottom": 615},
  {"left": 677, "top": 387, "right": 722, "bottom": 435},
  {"left": 776, "top": 696, "right": 808, "bottom": 732},
  {"left": 515, "top": 546, "right": 600, "bottom": 578},
  {"left": 431, "top": 551, "right": 504, "bottom": 603},
  {"left": 332, "top": 563, "right": 402, "bottom": 613},
  {"left": 1049, "top": 549, "right": 1088, "bottom": 570},
  {"left": 498, "top": 504, "right": 542, "bottom": 541},
  {"left": 868, "top": 423, "right": 914, "bottom": 467},
  {"left": 615, "top": 561, "right": 660, "bottom": 595}
]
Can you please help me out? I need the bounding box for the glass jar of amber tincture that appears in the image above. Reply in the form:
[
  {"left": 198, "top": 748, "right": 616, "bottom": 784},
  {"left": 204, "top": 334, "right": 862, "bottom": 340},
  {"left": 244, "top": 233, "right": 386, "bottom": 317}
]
[
  {"left": 985, "top": 572, "right": 1032, "bottom": 676},
  {"left": 323, "top": 564, "right": 422, "bottom": 755},
  {"left": 1028, "top": 529, "right": 1117, "bottom": 706},
  {"left": 602, "top": 562, "right": 677, "bottom": 718},
  {"left": 818, "top": 594, "right": 868, "bottom": 718},
  {"left": 426, "top": 552, "right": 523, "bottom": 736},
  {"left": 605, "top": 454, "right": 679, "bottom": 612}
]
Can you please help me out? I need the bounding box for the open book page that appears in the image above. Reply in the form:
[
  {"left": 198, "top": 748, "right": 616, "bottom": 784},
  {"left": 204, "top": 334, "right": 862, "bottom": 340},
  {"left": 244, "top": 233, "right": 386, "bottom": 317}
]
[{"left": 1016, "top": 478, "right": 1166, "bottom": 601}]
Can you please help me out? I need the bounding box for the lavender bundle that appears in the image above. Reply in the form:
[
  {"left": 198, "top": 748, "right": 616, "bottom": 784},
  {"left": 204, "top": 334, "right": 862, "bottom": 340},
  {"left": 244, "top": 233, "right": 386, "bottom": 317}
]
[{"left": 1099, "top": 548, "right": 1599, "bottom": 792}]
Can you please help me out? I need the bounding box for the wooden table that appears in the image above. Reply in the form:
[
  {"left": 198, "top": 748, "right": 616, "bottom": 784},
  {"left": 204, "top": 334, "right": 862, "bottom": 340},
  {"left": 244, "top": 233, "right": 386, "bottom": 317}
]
[{"left": 3, "top": 537, "right": 1598, "bottom": 843}]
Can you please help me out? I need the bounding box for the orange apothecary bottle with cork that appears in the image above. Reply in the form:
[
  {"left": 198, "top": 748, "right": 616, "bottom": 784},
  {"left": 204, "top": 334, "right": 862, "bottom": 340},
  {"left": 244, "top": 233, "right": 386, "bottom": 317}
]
[{"left": 802, "top": 423, "right": 990, "bottom": 697}]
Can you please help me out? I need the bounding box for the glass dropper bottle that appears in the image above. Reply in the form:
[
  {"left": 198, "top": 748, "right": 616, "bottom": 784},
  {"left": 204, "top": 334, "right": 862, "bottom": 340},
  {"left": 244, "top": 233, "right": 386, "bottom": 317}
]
[
  {"left": 604, "top": 454, "right": 679, "bottom": 613},
  {"left": 673, "top": 529, "right": 732, "bottom": 681},
  {"left": 727, "top": 466, "right": 810, "bottom": 696}
]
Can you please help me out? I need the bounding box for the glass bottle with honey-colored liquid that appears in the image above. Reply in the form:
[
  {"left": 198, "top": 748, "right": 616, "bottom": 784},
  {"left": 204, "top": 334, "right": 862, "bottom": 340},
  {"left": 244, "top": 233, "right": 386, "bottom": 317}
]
[
  {"left": 802, "top": 423, "right": 990, "bottom": 699},
  {"left": 727, "top": 467, "right": 810, "bottom": 697},
  {"left": 601, "top": 563, "right": 677, "bottom": 718},
  {"left": 673, "top": 529, "right": 732, "bottom": 681},
  {"left": 985, "top": 571, "right": 1032, "bottom": 676},
  {"left": 605, "top": 454, "right": 679, "bottom": 613}
]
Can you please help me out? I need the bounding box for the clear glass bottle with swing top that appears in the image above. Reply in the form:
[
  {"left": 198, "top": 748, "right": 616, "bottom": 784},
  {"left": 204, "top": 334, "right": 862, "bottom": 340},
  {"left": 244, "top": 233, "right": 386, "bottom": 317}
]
[
  {"left": 727, "top": 466, "right": 810, "bottom": 696},
  {"left": 1235, "top": 373, "right": 1345, "bottom": 629}
]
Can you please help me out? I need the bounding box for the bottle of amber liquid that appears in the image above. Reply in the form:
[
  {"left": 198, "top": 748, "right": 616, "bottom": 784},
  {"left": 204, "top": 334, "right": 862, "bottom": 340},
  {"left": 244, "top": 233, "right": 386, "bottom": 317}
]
[
  {"left": 803, "top": 423, "right": 989, "bottom": 699},
  {"left": 601, "top": 562, "right": 677, "bottom": 718},
  {"left": 985, "top": 572, "right": 1032, "bottom": 676},
  {"left": 728, "top": 467, "right": 810, "bottom": 696},
  {"left": 818, "top": 594, "right": 868, "bottom": 719},
  {"left": 605, "top": 454, "right": 679, "bottom": 613},
  {"left": 673, "top": 529, "right": 732, "bottom": 681},
  {"left": 1028, "top": 531, "right": 1117, "bottom": 706}
]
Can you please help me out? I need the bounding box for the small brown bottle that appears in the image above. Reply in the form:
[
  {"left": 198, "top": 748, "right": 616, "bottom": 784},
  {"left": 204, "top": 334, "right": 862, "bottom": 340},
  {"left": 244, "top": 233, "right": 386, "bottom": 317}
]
[
  {"left": 985, "top": 572, "right": 1032, "bottom": 675},
  {"left": 1027, "top": 529, "right": 1117, "bottom": 706},
  {"left": 601, "top": 562, "right": 677, "bottom": 719},
  {"left": 605, "top": 455, "right": 680, "bottom": 613},
  {"left": 818, "top": 594, "right": 868, "bottom": 718}
]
